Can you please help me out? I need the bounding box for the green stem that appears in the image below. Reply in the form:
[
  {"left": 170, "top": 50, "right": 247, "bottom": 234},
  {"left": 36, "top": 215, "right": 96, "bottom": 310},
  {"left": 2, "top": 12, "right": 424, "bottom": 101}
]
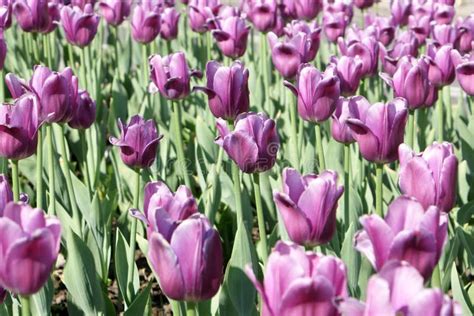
[
  {"left": 407, "top": 110, "right": 415, "bottom": 148},
  {"left": 80, "top": 48, "right": 87, "bottom": 90},
  {"left": 113, "top": 26, "right": 121, "bottom": 79},
  {"left": 315, "top": 124, "right": 326, "bottom": 171},
  {"left": 47, "top": 125, "right": 56, "bottom": 215},
  {"left": 443, "top": 85, "right": 452, "bottom": 131},
  {"left": 31, "top": 33, "right": 40, "bottom": 63},
  {"left": 289, "top": 91, "right": 299, "bottom": 169},
  {"left": 253, "top": 173, "right": 268, "bottom": 264},
  {"left": 126, "top": 169, "right": 141, "bottom": 302},
  {"left": 43, "top": 34, "right": 52, "bottom": 67},
  {"left": 20, "top": 296, "right": 30, "bottom": 316},
  {"left": 79, "top": 130, "right": 92, "bottom": 199},
  {"left": 0, "top": 69, "right": 4, "bottom": 101},
  {"left": 172, "top": 100, "right": 191, "bottom": 188},
  {"left": 375, "top": 164, "right": 383, "bottom": 217},
  {"left": 11, "top": 160, "right": 19, "bottom": 202},
  {"left": 343, "top": 144, "right": 350, "bottom": 227},
  {"left": 206, "top": 31, "right": 212, "bottom": 62},
  {"left": 36, "top": 128, "right": 44, "bottom": 209},
  {"left": 260, "top": 33, "right": 269, "bottom": 111},
  {"left": 141, "top": 44, "right": 150, "bottom": 114},
  {"left": 232, "top": 161, "right": 243, "bottom": 225},
  {"left": 205, "top": 147, "right": 224, "bottom": 225},
  {"left": 186, "top": 302, "right": 196, "bottom": 316},
  {"left": 436, "top": 93, "right": 443, "bottom": 142}
]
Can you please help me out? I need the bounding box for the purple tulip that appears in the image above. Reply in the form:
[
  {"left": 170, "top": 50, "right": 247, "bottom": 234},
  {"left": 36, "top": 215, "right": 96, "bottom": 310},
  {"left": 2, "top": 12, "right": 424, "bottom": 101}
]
[
  {"left": 60, "top": 4, "right": 100, "bottom": 47},
  {"left": 215, "top": 112, "right": 279, "bottom": 173},
  {"left": 195, "top": 61, "right": 249, "bottom": 121},
  {"left": 160, "top": 7, "right": 180, "bottom": 41},
  {"left": 455, "top": 15, "right": 474, "bottom": 54},
  {"left": 331, "top": 96, "right": 370, "bottom": 144},
  {"left": 353, "top": 0, "right": 375, "bottom": 10},
  {"left": 149, "top": 52, "right": 201, "bottom": 100},
  {"left": 365, "top": 15, "right": 395, "bottom": 46},
  {"left": 292, "top": 0, "right": 322, "bottom": 21},
  {"left": 131, "top": 2, "right": 161, "bottom": 44},
  {"left": 99, "top": 0, "right": 131, "bottom": 26},
  {"left": 399, "top": 142, "right": 458, "bottom": 213},
  {"left": 391, "top": 0, "right": 411, "bottom": 26},
  {"left": 212, "top": 16, "right": 250, "bottom": 59},
  {"left": 68, "top": 90, "right": 96, "bottom": 129},
  {"left": 0, "top": 202, "right": 61, "bottom": 295},
  {"left": 339, "top": 261, "right": 461, "bottom": 316},
  {"left": 455, "top": 60, "right": 474, "bottom": 96},
  {"left": 148, "top": 213, "right": 223, "bottom": 302},
  {"left": 330, "top": 56, "right": 363, "bottom": 97},
  {"left": 379, "top": 34, "right": 420, "bottom": 77},
  {"left": 409, "top": 15, "right": 432, "bottom": 45},
  {"left": 273, "top": 168, "right": 344, "bottom": 245},
  {"left": 109, "top": 115, "right": 163, "bottom": 169},
  {"left": 322, "top": 11, "right": 348, "bottom": 43},
  {"left": 0, "top": 174, "right": 12, "bottom": 213},
  {"left": 13, "top": 0, "right": 51, "bottom": 33},
  {"left": 247, "top": 0, "right": 277, "bottom": 33},
  {"left": 0, "top": 94, "right": 39, "bottom": 160},
  {"left": 433, "top": 3, "right": 455, "bottom": 25},
  {"left": 412, "top": 0, "right": 435, "bottom": 21},
  {"left": 338, "top": 37, "right": 379, "bottom": 77},
  {"left": 246, "top": 241, "right": 348, "bottom": 316},
  {"left": 71, "top": 0, "right": 97, "bottom": 9},
  {"left": 354, "top": 196, "right": 447, "bottom": 279},
  {"left": 424, "top": 44, "right": 456, "bottom": 87},
  {"left": 346, "top": 97, "right": 408, "bottom": 164},
  {"left": 0, "top": 2, "right": 12, "bottom": 29},
  {"left": 284, "top": 64, "right": 340, "bottom": 123},
  {"left": 188, "top": 0, "right": 220, "bottom": 33},
  {"left": 283, "top": 20, "right": 322, "bottom": 62},
  {"left": 432, "top": 23, "right": 456, "bottom": 46}
]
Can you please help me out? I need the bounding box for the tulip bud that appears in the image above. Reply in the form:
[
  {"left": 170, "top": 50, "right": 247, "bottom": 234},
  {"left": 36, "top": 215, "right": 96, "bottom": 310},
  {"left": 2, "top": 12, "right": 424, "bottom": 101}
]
[
  {"left": 267, "top": 32, "right": 307, "bottom": 79},
  {"left": 346, "top": 97, "right": 408, "bottom": 164},
  {"left": 455, "top": 61, "right": 474, "bottom": 96},
  {"left": 13, "top": 0, "right": 49, "bottom": 33},
  {"left": 68, "top": 90, "right": 96, "bottom": 129},
  {"left": 0, "top": 174, "right": 12, "bottom": 214},
  {"left": 282, "top": 21, "right": 322, "bottom": 63},
  {"left": 354, "top": 196, "right": 447, "bottom": 280},
  {"left": 274, "top": 168, "right": 344, "bottom": 245},
  {"left": 365, "top": 15, "right": 395, "bottom": 46},
  {"left": 293, "top": 0, "right": 322, "bottom": 21},
  {"left": 188, "top": 0, "right": 220, "bottom": 33},
  {"left": 131, "top": 2, "right": 161, "bottom": 44},
  {"left": 99, "top": 0, "right": 131, "bottom": 26},
  {"left": 212, "top": 16, "right": 250, "bottom": 59},
  {"left": 330, "top": 56, "right": 363, "bottom": 97},
  {"left": 454, "top": 15, "right": 474, "bottom": 54},
  {"left": 331, "top": 96, "right": 370, "bottom": 144},
  {"left": 433, "top": 3, "right": 455, "bottom": 25},
  {"left": 148, "top": 214, "right": 223, "bottom": 302},
  {"left": 0, "top": 202, "right": 61, "bottom": 295},
  {"left": 247, "top": 0, "right": 277, "bottom": 33},
  {"left": 284, "top": 64, "right": 340, "bottom": 123},
  {"left": 391, "top": 0, "right": 411, "bottom": 26},
  {"left": 60, "top": 4, "right": 100, "bottom": 47},
  {"left": 323, "top": 11, "right": 348, "bottom": 43},
  {"left": 109, "top": 115, "right": 163, "bottom": 169},
  {"left": 338, "top": 37, "right": 379, "bottom": 77},
  {"left": 409, "top": 15, "right": 431, "bottom": 45},
  {"left": 246, "top": 241, "right": 348, "bottom": 316},
  {"left": 399, "top": 142, "right": 458, "bottom": 213},
  {"left": 432, "top": 23, "right": 456, "bottom": 46},
  {"left": 160, "top": 7, "right": 180, "bottom": 41},
  {"left": 195, "top": 61, "right": 249, "bottom": 121},
  {"left": 425, "top": 44, "right": 456, "bottom": 87},
  {"left": 215, "top": 112, "right": 279, "bottom": 173}
]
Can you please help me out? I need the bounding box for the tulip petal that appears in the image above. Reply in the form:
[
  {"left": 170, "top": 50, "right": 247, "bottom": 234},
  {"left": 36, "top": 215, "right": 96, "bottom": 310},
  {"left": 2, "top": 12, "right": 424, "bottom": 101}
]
[
  {"left": 398, "top": 157, "right": 436, "bottom": 211},
  {"left": 274, "top": 192, "right": 311, "bottom": 245},
  {"left": 222, "top": 131, "right": 259, "bottom": 173}
]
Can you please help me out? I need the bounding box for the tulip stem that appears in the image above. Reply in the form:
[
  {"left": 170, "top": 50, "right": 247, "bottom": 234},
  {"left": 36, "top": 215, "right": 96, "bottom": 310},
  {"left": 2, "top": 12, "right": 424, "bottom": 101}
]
[
  {"left": 206, "top": 31, "right": 212, "bottom": 62},
  {"left": 289, "top": 92, "right": 300, "bottom": 169},
  {"left": 443, "top": 86, "right": 452, "bottom": 132},
  {"left": 20, "top": 296, "right": 30, "bottom": 316},
  {"left": 253, "top": 173, "right": 268, "bottom": 264},
  {"left": 436, "top": 93, "right": 443, "bottom": 142},
  {"left": 407, "top": 110, "right": 415, "bottom": 148},
  {"left": 232, "top": 162, "right": 244, "bottom": 225},
  {"left": 126, "top": 169, "right": 140, "bottom": 303},
  {"left": 172, "top": 101, "right": 192, "bottom": 188},
  {"left": 80, "top": 48, "right": 87, "bottom": 90},
  {"left": 375, "top": 164, "right": 383, "bottom": 217},
  {"left": 47, "top": 125, "right": 56, "bottom": 215},
  {"left": 343, "top": 144, "right": 350, "bottom": 227},
  {"left": 315, "top": 123, "right": 326, "bottom": 171},
  {"left": 186, "top": 302, "right": 196, "bottom": 316},
  {"left": 36, "top": 128, "right": 44, "bottom": 209},
  {"left": 260, "top": 33, "right": 269, "bottom": 111},
  {"left": 79, "top": 130, "right": 92, "bottom": 199},
  {"left": 206, "top": 147, "right": 224, "bottom": 225},
  {"left": 43, "top": 34, "right": 52, "bottom": 68},
  {"left": 11, "top": 160, "right": 19, "bottom": 202}
]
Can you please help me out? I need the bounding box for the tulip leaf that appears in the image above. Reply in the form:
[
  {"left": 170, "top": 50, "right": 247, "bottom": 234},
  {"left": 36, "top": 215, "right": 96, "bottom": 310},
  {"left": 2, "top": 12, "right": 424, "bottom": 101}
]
[
  {"left": 196, "top": 115, "right": 218, "bottom": 160},
  {"left": 341, "top": 223, "right": 361, "bottom": 296},
  {"left": 450, "top": 262, "right": 473, "bottom": 315},
  {"left": 31, "top": 278, "right": 53, "bottom": 316},
  {"left": 124, "top": 282, "right": 152, "bottom": 316},
  {"left": 457, "top": 200, "right": 474, "bottom": 226},
  {"left": 115, "top": 229, "right": 140, "bottom": 308}
]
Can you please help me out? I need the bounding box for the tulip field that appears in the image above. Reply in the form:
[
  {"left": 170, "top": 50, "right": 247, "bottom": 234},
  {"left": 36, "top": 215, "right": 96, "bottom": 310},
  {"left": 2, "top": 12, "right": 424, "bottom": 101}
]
[{"left": 1, "top": 0, "right": 474, "bottom": 315}]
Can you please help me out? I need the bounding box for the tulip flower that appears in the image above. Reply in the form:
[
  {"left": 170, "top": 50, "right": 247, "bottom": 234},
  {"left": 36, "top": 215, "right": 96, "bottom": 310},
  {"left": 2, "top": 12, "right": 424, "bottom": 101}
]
[
  {"left": 292, "top": 0, "right": 322, "bottom": 21},
  {"left": 339, "top": 261, "right": 461, "bottom": 315},
  {"left": 246, "top": 241, "right": 348, "bottom": 316},
  {"left": 331, "top": 96, "right": 370, "bottom": 144},
  {"left": 432, "top": 23, "right": 456, "bottom": 45},
  {"left": 0, "top": 202, "right": 61, "bottom": 295},
  {"left": 273, "top": 168, "right": 344, "bottom": 245},
  {"left": 284, "top": 64, "right": 340, "bottom": 123},
  {"left": 188, "top": 0, "right": 221, "bottom": 33},
  {"left": 148, "top": 213, "right": 223, "bottom": 301},
  {"left": 354, "top": 196, "right": 447, "bottom": 279},
  {"left": 99, "top": 0, "right": 131, "bottom": 26},
  {"left": 60, "top": 4, "right": 100, "bottom": 47},
  {"left": 409, "top": 15, "right": 432, "bottom": 45},
  {"left": 131, "top": 2, "right": 161, "bottom": 44},
  {"left": 390, "top": 0, "right": 411, "bottom": 26},
  {"left": 282, "top": 20, "right": 322, "bottom": 62},
  {"left": 326, "top": 1, "right": 354, "bottom": 21},
  {"left": 322, "top": 11, "right": 348, "bottom": 43},
  {"left": 68, "top": 90, "right": 96, "bottom": 130},
  {"left": 246, "top": 0, "right": 277, "bottom": 33},
  {"left": 0, "top": 2, "right": 12, "bottom": 29},
  {"left": 195, "top": 61, "right": 249, "bottom": 121},
  {"left": 365, "top": 15, "right": 395, "bottom": 46},
  {"left": 149, "top": 52, "right": 201, "bottom": 100},
  {"left": 353, "top": 0, "right": 375, "bottom": 10},
  {"left": 12, "top": 0, "right": 50, "bottom": 33},
  {"left": 215, "top": 112, "right": 279, "bottom": 173},
  {"left": 0, "top": 94, "right": 40, "bottom": 160},
  {"left": 455, "top": 60, "right": 474, "bottom": 96},
  {"left": 399, "top": 142, "right": 458, "bottom": 213},
  {"left": 109, "top": 115, "right": 163, "bottom": 169},
  {"left": 338, "top": 37, "right": 379, "bottom": 77},
  {"left": 433, "top": 3, "right": 455, "bottom": 25},
  {"left": 71, "top": 0, "right": 97, "bottom": 9},
  {"left": 160, "top": 7, "right": 180, "bottom": 41},
  {"left": 424, "top": 44, "right": 456, "bottom": 87},
  {"left": 330, "top": 56, "right": 363, "bottom": 97},
  {"left": 212, "top": 16, "right": 250, "bottom": 59},
  {"left": 346, "top": 97, "right": 408, "bottom": 164},
  {"left": 0, "top": 174, "right": 12, "bottom": 213},
  {"left": 455, "top": 15, "right": 474, "bottom": 54}
]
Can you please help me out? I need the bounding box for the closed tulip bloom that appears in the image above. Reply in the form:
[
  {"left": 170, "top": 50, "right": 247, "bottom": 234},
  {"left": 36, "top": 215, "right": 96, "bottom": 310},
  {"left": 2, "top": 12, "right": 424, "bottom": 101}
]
[
  {"left": 215, "top": 112, "right": 279, "bottom": 173},
  {"left": 409, "top": 15, "right": 431, "bottom": 45},
  {"left": 68, "top": 90, "right": 96, "bottom": 129},
  {"left": 432, "top": 23, "right": 456, "bottom": 45},
  {"left": 188, "top": 0, "right": 220, "bottom": 33},
  {"left": 284, "top": 64, "right": 340, "bottom": 123},
  {"left": 433, "top": 3, "right": 455, "bottom": 25},
  {"left": 391, "top": 0, "right": 411, "bottom": 26},
  {"left": 293, "top": 0, "right": 322, "bottom": 21},
  {"left": 355, "top": 196, "right": 447, "bottom": 280},
  {"left": 425, "top": 44, "right": 456, "bottom": 87},
  {"left": 60, "top": 4, "right": 100, "bottom": 47},
  {"left": 160, "top": 7, "right": 180, "bottom": 41},
  {"left": 0, "top": 202, "right": 61, "bottom": 296},
  {"left": 346, "top": 97, "right": 408, "bottom": 164},
  {"left": 13, "top": 0, "right": 48, "bottom": 32},
  {"left": 365, "top": 15, "right": 395, "bottom": 46},
  {"left": 323, "top": 11, "right": 348, "bottom": 43},
  {"left": 331, "top": 96, "right": 370, "bottom": 144},
  {"left": 0, "top": 94, "right": 40, "bottom": 160},
  {"left": 149, "top": 52, "right": 201, "bottom": 100},
  {"left": 246, "top": 241, "right": 348, "bottom": 316},
  {"left": 99, "top": 0, "right": 131, "bottom": 26},
  {"left": 338, "top": 37, "right": 379, "bottom": 77},
  {"left": 455, "top": 15, "right": 474, "bottom": 54},
  {"left": 148, "top": 213, "right": 223, "bottom": 301},
  {"left": 0, "top": 2, "right": 12, "bottom": 29},
  {"left": 399, "top": 142, "right": 458, "bottom": 213},
  {"left": 131, "top": 2, "right": 161, "bottom": 44},
  {"left": 283, "top": 21, "right": 322, "bottom": 62},
  {"left": 326, "top": 1, "right": 354, "bottom": 23},
  {"left": 247, "top": 0, "right": 276, "bottom": 33},
  {"left": 273, "top": 168, "right": 344, "bottom": 245},
  {"left": 339, "top": 261, "right": 461, "bottom": 316},
  {"left": 109, "top": 115, "right": 163, "bottom": 169},
  {"left": 330, "top": 56, "right": 363, "bottom": 97},
  {"left": 455, "top": 61, "right": 474, "bottom": 96},
  {"left": 353, "top": 0, "right": 375, "bottom": 10},
  {"left": 195, "top": 61, "right": 249, "bottom": 120},
  {"left": 212, "top": 16, "right": 250, "bottom": 59},
  {"left": 0, "top": 174, "right": 12, "bottom": 213}
]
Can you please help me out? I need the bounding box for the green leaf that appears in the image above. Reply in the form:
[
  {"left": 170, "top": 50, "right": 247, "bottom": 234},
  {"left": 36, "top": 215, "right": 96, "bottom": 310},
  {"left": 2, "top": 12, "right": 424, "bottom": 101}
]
[
  {"left": 31, "top": 278, "right": 53, "bottom": 316},
  {"left": 341, "top": 223, "right": 361, "bottom": 296},
  {"left": 115, "top": 229, "right": 140, "bottom": 308},
  {"left": 124, "top": 283, "right": 152, "bottom": 316},
  {"left": 450, "top": 263, "right": 473, "bottom": 315}
]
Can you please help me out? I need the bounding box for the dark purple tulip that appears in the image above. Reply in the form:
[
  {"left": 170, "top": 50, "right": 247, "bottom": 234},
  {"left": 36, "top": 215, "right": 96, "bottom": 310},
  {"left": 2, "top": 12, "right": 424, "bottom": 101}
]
[
  {"left": 216, "top": 112, "right": 279, "bottom": 173},
  {"left": 13, "top": 0, "right": 50, "bottom": 33},
  {"left": 425, "top": 44, "right": 456, "bottom": 87},
  {"left": 455, "top": 61, "right": 474, "bottom": 96},
  {"left": 71, "top": 0, "right": 97, "bottom": 9},
  {"left": 246, "top": 241, "right": 348, "bottom": 316},
  {"left": 353, "top": 0, "right": 375, "bottom": 10},
  {"left": 195, "top": 61, "right": 249, "bottom": 121},
  {"left": 0, "top": 174, "right": 13, "bottom": 213},
  {"left": 160, "top": 7, "right": 180, "bottom": 41},
  {"left": 99, "top": 0, "right": 131, "bottom": 26},
  {"left": 331, "top": 96, "right": 370, "bottom": 144},
  {"left": 399, "top": 142, "right": 458, "bottom": 213},
  {"left": 273, "top": 168, "right": 344, "bottom": 246},
  {"left": 354, "top": 196, "right": 447, "bottom": 280},
  {"left": 292, "top": 0, "right": 322, "bottom": 21},
  {"left": 280, "top": 0, "right": 296, "bottom": 20},
  {"left": 212, "top": 16, "right": 250, "bottom": 59},
  {"left": 247, "top": 0, "right": 277, "bottom": 33},
  {"left": 455, "top": 15, "right": 474, "bottom": 54},
  {"left": 131, "top": 2, "right": 161, "bottom": 44},
  {"left": 0, "top": 288, "right": 5, "bottom": 304},
  {"left": 432, "top": 23, "right": 456, "bottom": 45},
  {"left": 68, "top": 90, "right": 96, "bottom": 129},
  {"left": 0, "top": 2, "right": 12, "bottom": 29},
  {"left": 338, "top": 37, "right": 379, "bottom": 77},
  {"left": 330, "top": 56, "right": 363, "bottom": 97},
  {"left": 142, "top": 181, "right": 197, "bottom": 240},
  {"left": 148, "top": 213, "right": 223, "bottom": 302},
  {"left": 270, "top": 9, "right": 284, "bottom": 37},
  {"left": 409, "top": 15, "right": 431, "bottom": 44},
  {"left": 0, "top": 202, "right": 61, "bottom": 295},
  {"left": 322, "top": 11, "right": 348, "bottom": 43},
  {"left": 433, "top": 3, "right": 455, "bottom": 25},
  {"left": 390, "top": 0, "right": 411, "bottom": 26},
  {"left": 379, "top": 33, "right": 420, "bottom": 76},
  {"left": 188, "top": 0, "right": 220, "bottom": 33},
  {"left": 60, "top": 4, "right": 100, "bottom": 48},
  {"left": 284, "top": 64, "right": 340, "bottom": 123},
  {"left": 0, "top": 94, "right": 39, "bottom": 160},
  {"left": 339, "top": 261, "right": 461, "bottom": 315},
  {"left": 109, "top": 115, "right": 163, "bottom": 169},
  {"left": 149, "top": 52, "right": 201, "bottom": 100},
  {"left": 346, "top": 97, "right": 408, "bottom": 164}
]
